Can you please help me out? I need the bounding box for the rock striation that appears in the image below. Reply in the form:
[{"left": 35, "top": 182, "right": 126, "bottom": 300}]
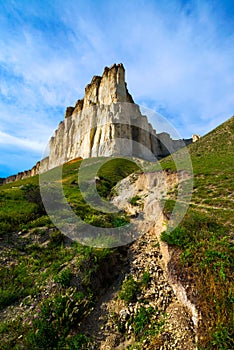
[
  {"left": 2, "top": 63, "right": 192, "bottom": 184},
  {"left": 44, "top": 63, "right": 192, "bottom": 170}
]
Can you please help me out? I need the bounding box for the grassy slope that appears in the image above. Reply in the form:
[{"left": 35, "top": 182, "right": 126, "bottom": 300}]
[
  {"left": 0, "top": 158, "right": 139, "bottom": 349},
  {"left": 160, "top": 116, "right": 234, "bottom": 349},
  {"left": 0, "top": 117, "right": 233, "bottom": 349}
]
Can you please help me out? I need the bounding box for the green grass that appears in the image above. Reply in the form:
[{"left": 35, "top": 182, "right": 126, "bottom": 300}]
[
  {"left": 119, "top": 274, "right": 138, "bottom": 303},
  {"left": 97, "top": 157, "right": 140, "bottom": 197},
  {"left": 0, "top": 176, "right": 42, "bottom": 235},
  {"left": 129, "top": 195, "right": 141, "bottom": 206},
  {"left": 60, "top": 157, "right": 138, "bottom": 228},
  {"left": 0, "top": 117, "right": 233, "bottom": 349},
  {"left": 161, "top": 116, "right": 234, "bottom": 349},
  {"left": 0, "top": 236, "right": 119, "bottom": 348},
  {"left": 0, "top": 157, "right": 138, "bottom": 348},
  {"left": 0, "top": 157, "right": 138, "bottom": 235}
]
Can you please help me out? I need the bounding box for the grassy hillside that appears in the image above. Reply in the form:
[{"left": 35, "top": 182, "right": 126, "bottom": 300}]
[
  {"left": 0, "top": 158, "right": 139, "bottom": 349},
  {"left": 0, "top": 117, "right": 233, "bottom": 349},
  {"left": 160, "top": 116, "right": 234, "bottom": 349}
]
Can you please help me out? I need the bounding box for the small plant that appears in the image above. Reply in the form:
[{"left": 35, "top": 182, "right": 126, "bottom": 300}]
[
  {"left": 133, "top": 306, "right": 154, "bottom": 336},
  {"left": 129, "top": 307, "right": 166, "bottom": 344},
  {"left": 49, "top": 230, "right": 64, "bottom": 246},
  {"left": 119, "top": 275, "right": 138, "bottom": 303},
  {"left": 113, "top": 215, "right": 129, "bottom": 227},
  {"left": 21, "top": 183, "right": 45, "bottom": 215},
  {"left": 141, "top": 271, "right": 151, "bottom": 287},
  {"left": 161, "top": 198, "right": 175, "bottom": 218},
  {"left": 65, "top": 333, "right": 90, "bottom": 349},
  {"left": 0, "top": 260, "right": 36, "bottom": 309},
  {"left": 211, "top": 323, "right": 233, "bottom": 349},
  {"left": 129, "top": 195, "right": 141, "bottom": 206},
  {"left": 20, "top": 215, "right": 52, "bottom": 230},
  {"left": 54, "top": 268, "right": 73, "bottom": 287},
  {"left": 26, "top": 289, "right": 89, "bottom": 349},
  {"left": 161, "top": 227, "right": 191, "bottom": 248}
]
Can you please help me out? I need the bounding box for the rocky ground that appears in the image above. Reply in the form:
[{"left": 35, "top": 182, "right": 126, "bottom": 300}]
[{"left": 79, "top": 171, "right": 198, "bottom": 349}]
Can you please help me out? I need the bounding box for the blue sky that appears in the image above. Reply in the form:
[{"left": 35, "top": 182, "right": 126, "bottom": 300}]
[{"left": 0, "top": 0, "right": 233, "bottom": 177}]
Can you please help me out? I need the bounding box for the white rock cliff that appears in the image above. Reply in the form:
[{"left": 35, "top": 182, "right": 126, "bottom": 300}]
[
  {"left": 3, "top": 63, "right": 192, "bottom": 183},
  {"left": 42, "top": 63, "right": 191, "bottom": 171}
]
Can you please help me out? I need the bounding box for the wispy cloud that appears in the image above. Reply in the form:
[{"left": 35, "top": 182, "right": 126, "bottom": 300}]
[
  {"left": 0, "top": 131, "right": 44, "bottom": 152},
  {"left": 0, "top": 0, "right": 233, "bottom": 176}
]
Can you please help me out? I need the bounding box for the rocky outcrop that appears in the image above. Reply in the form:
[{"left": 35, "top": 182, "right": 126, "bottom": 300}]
[
  {"left": 2, "top": 161, "right": 41, "bottom": 184},
  {"left": 46, "top": 63, "right": 192, "bottom": 170},
  {"left": 192, "top": 134, "right": 201, "bottom": 142},
  {"left": 157, "top": 132, "right": 192, "bottom": 156},
  {"left": 1, "top": 63, "right": 192, "bottom": 184}
]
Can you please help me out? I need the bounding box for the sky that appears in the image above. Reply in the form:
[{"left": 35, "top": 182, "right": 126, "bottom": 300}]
[{"left": 0, "top": 0, "right": 233, "bottom": 177}]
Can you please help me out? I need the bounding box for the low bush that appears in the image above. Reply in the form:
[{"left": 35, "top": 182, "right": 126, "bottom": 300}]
[
  {"left": 141, "top": 271, "right": 151, "bottom": 287},
  {"left": 161, "top": 226, "right": 192, "bottom": 248},
  {"left": 54, "top": 268, "right": 73, "bottom": 287},
  {"left": 21, "top": 184, "right": 45, "bottom": 215},
  {"left": 49, "top": 230, "right": 64, "bottom": 246},
  {"left": 119, "top": 275, "right": 138, "bottom": 303},
  {"left": 25, "top": 289, "right": 89, "bottom": 349},
  {"left": 65, "top": 333, "right": 90, "bottom": 349}
]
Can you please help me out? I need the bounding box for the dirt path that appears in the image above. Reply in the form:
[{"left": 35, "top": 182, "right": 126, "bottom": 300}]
[{"left": 179, "top": 200, "right": 233, "bottom": 211}]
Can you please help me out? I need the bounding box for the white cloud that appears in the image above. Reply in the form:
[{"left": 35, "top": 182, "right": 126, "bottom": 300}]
[{"left": 0, "top": 130, "right": 44, "bottom": 152}]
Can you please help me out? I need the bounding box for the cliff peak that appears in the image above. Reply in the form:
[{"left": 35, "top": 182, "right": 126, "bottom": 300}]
[{"left": 65, "top": 63, "right": 134, "bottom": 118}]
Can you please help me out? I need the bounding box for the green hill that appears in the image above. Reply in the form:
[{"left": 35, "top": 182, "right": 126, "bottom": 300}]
[
  {"left": 0, "top": 158, "right": 139, "bottom": 349},
  {"left": 160, "top": 116, "right": 234, "bottom": 349},
  {"left": 0, "top": 117, "right": 233, "bottom": 349}
]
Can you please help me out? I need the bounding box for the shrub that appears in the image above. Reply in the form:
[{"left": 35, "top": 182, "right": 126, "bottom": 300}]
[
  {"left": 54, "top": 268, "right": 73, "bottom": 287},
  {"left": 65, "top": 333, "right": 90, "bottom": 349},
  {"left": 211, "top": 323, "right": 233, "bottom": 349},
  {"left": 20, "top": 215, "right": 52, "bottom": 230},
  {"left": 49, "top": 230, "right": 64, "bottom": 246},
  {"left": 0, "top": 220, "right": 12, "bottom": 235},
  {"left": 141, "top": 271, "right": 151, "bottom": 287},
  {"left": 133, "top": 306, "right": 154, "bottom": 336},
  {"left": 0, "top": 259, "right": 37, "bottom": 310},
  {"left": 161, "top": 227, "right": 191, "bottom": 248},
  {"left": 26, "top": 290, "right": 88, "bottom": 349},
  {"left": 119, "top": 275, "right": 138, "bottom": 303},
  {"left": 161, "top": 199, "right": 175, "bottom": 218}
]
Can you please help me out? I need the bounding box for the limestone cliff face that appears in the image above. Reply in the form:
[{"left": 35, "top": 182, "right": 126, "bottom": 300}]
[
  {"left": 46, "top": 63, "right": 191, "bottom": 170},
  {"left": 2, "top": 63, "right": 192, "bottom": 184},
  {"left": 3, "top": 161, "right": 41, "bottom": 184}
]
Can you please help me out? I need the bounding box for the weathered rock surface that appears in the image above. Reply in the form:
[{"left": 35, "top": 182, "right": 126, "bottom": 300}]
[
  {"left": 46, "top": 63, "right": 191, "bottom": 170},
  {"left": 192, "top": 134, "right": 201, "bottom": 142},
  {"left": 1, "top": 63, "right": 192, "bottom": 184}
]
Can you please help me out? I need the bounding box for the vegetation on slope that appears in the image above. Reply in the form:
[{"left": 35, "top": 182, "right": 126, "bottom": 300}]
[
  {"left": 160, "top": 116, "right": 234, "bottom": 349},
  {"left": 0, "top": 157, "right": 139, "bottom": 349},
  {"left": 0, "top": 116, "right": 233, "bottom": 349}
]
